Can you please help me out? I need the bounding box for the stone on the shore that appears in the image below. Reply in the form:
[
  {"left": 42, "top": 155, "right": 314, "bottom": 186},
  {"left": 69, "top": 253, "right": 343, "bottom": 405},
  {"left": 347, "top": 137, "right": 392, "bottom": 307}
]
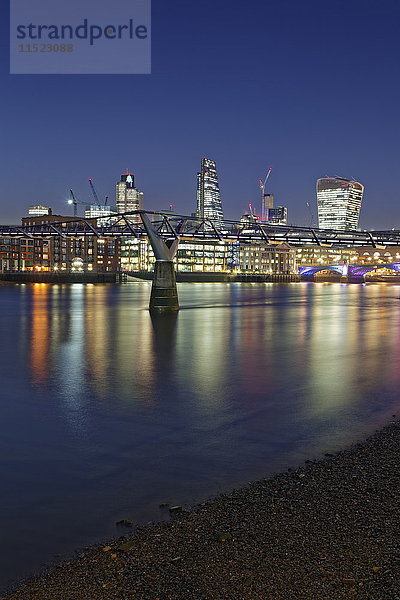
[
  {"left": 215, "top": 531, "right": 232, "bottom": 542},
  {"left": 169, "top": 505, "right": 183, "bottom": 515},
  {"left": 118, "top": 540, "right": 136, "bottom": 552},
  {"left": 116, "top": 519, "right": 132, "bottom": 527}
]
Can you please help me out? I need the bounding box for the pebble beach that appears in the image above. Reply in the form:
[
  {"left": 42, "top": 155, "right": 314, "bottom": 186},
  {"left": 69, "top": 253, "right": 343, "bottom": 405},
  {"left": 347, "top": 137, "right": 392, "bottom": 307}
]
[{"left": 4, "top": 420, "right": 400, "bottom": 600}]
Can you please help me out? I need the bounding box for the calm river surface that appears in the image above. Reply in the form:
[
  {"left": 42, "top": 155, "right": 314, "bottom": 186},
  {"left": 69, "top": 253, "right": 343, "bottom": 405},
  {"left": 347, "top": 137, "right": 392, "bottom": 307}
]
[{"left": 1, "top": 280, "right": 400, "bottom": 590}]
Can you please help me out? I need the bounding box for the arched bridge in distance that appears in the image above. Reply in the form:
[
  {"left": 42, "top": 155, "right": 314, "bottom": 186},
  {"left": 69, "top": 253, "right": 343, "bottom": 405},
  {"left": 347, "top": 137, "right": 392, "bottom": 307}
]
[{"left": 299, "top": 263, "right": 400, "bottom": 282}]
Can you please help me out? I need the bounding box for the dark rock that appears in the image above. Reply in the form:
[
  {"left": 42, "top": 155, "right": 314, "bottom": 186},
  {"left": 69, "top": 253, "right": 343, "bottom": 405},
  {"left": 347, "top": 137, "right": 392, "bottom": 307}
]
[
  {"left": 169, "top": 505, "right": 183, "bottom": 515},
  {"left": 214, "top": 531, "right": 232, "bottom": 542},
  {"left": 116, "top": 519, "right": 132, "bottom": 527},
  {"left": 118, "top": 541, "right": 136, "bottom": 552}
]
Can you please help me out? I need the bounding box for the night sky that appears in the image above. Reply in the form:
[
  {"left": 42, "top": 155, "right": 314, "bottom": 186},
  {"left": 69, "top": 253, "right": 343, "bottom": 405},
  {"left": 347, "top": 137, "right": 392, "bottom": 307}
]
[{"left": 1, "top": 0, "right": 399, "bottom": 228}]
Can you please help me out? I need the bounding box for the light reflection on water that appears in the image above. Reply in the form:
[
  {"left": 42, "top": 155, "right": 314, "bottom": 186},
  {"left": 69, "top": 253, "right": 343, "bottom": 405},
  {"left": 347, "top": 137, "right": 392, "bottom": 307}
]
[{"left": 1, "top": 281, "right": 400, "bottom": 590}]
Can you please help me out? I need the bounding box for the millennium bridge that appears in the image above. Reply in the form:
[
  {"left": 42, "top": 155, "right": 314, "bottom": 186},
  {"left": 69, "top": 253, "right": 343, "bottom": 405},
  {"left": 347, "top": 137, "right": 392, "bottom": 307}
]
[
  {"left": 9, "top": 210, "right": 400, "bottom": 248},
  {"left": 5, "top": 210, "right": 400, "bottom": 312}
]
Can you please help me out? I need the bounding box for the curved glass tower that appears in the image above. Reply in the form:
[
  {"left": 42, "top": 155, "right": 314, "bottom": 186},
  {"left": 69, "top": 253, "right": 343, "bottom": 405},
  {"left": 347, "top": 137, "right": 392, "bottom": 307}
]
[{"left": 317, "top": 177, "right": 364, "bottom": 230}]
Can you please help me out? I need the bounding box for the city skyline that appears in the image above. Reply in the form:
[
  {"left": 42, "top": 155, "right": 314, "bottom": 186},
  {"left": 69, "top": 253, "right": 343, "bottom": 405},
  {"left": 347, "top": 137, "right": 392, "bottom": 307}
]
[
  {"left": 3, "top": 163, "right": 368, "bottom": 228},
  {"left": 1, "top": 1, "right": 400, "bottom": 228}
]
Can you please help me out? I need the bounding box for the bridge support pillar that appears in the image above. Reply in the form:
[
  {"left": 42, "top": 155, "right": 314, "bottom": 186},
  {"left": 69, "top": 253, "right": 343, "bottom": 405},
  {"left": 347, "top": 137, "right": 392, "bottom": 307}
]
[
  {"left": 150, "top": 260, "right": 179, "bottom": 313},
  {"left": 347, "top": 276, "right": 366, "bottom": 283},
  {"left": 140, "top": 212, "right": 180, "bottom": 314}
]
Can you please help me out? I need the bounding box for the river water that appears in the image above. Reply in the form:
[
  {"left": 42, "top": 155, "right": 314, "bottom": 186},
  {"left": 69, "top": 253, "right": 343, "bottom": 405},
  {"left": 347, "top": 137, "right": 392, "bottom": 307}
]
[{"left": 1, "top": 280, "right": 400, "bottom": 591}]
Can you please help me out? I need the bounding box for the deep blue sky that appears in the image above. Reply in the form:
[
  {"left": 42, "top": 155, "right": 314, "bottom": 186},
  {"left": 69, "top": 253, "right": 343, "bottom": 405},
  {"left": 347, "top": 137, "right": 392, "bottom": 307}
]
[{"left": 1, "top": 0, "right": 399, "bottom": 227}]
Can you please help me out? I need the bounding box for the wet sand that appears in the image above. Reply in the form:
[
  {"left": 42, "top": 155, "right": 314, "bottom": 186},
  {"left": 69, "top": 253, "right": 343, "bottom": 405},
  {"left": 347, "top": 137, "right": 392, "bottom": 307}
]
[{"left": 4, "top": 420, "right": 400, "bottom": 599}]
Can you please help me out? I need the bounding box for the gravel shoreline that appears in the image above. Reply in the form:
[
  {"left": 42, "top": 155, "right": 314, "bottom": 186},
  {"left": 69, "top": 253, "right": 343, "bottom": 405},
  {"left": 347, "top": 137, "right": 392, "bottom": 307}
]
[{"left": 4, "top": 421, "right": 400, "bottom": 600}]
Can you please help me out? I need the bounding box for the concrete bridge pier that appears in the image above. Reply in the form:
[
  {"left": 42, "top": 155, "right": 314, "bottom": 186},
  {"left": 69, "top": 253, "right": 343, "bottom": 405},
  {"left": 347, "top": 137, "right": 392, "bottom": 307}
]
[
  {"left": 347, "top": 275, "right": 366, "bottom": 283},
  {"left": 141, "top": 213, "right": 180, "bottom": 313},
  {"left": 149, "top": 260, "right": 179, "bottom": 313}
]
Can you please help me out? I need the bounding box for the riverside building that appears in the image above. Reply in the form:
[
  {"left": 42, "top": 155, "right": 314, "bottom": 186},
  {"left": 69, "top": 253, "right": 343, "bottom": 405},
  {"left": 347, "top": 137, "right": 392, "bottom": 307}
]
[
  {"left": 240, "top": 242, "right": 296, "bottom": 274},
  {"left": 0, "top": 237, "right": 50, "bottom": 272},
  {"left": 120, "top": 237, "right": 298, "bottom": 275},
  {"left": 21, "top": 213, "right": 120, "bottom": 272},
  {"left": 351, "top": 247, "right": 400, "bottom": 264},
  {"left": 296, "top": 246, "right": 358, "bottom": 267},
  {"left": 120, "top": 238, "right": 231, "bottom": 273},
  {"left": 316, "top": 176, "right": 364, "bottom": 230},
  {"left": 196, "top": 158, "right": 224, "bottom": 224},
  {"left": 49, "top": 235, "right": 119, "bottom": 272}
]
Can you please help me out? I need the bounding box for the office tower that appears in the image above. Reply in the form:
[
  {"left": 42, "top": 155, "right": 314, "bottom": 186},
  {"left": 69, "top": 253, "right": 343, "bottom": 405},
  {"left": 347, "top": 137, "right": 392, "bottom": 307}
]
[
  {"left": 317, "top": 177, "right": 364, "bottom": 230},
  {"left": 261, "top": 194, "right": 274, "bottom": 221},
  {"left": 28, "top": 205, "right": 52, "bottom": 217},
  {"left": 116, "top": 172, "right": 143, "bottom": 223},
  {"left": 196, "top": 158, "right": 224, "bottom": 223},
  {"left": 85, "top": 204, "right": 115, "bottom": 226},
  {"left": 267, "top": 206, "right": 287, "bottom": 225}
]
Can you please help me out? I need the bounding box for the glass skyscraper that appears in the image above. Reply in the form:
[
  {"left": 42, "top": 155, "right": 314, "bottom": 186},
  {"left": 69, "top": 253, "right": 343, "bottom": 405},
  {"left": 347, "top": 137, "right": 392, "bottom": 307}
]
[
  {"left": 316, "top": 177, "right": 364, "bottom": 230},
  {"left": 116, "top": 173, "right": 143, "bottom": 224},
  {"left": 196, "top": 158, "right": 224, "bottom": 223}
]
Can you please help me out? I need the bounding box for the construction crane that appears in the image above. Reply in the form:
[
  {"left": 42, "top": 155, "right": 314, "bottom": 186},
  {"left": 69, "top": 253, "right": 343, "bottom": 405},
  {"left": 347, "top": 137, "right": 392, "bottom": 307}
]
[
  {"left": 248, "top": 203, "right": 256, "bottom": 217},
  {"left": 89, "top": 178, "right": 109, "bottom": 206},
  {"left": 259, "top": 167, "right": 272, "bottom": 220},
  {"left": 306, "top": 201, "right": 315, "bottom": 227},
  {"left": 68, "top": 189, "right": 89, "bottom": 217},
  {"left": 88, "top": 178, "right": 101, "bottom": 206}
]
